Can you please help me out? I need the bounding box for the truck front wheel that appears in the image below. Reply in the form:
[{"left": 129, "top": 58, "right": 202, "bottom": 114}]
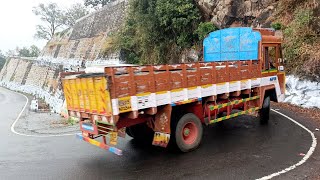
[
  {"left": 171, "top": 113, "right": 203, "bottom": 152},
  {"left": 259, "top": 96, "right": 270, "bottom": 124}
]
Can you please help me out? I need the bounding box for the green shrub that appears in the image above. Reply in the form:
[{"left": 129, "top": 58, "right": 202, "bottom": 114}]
[
  {"left": 114, "top": 0, "right": 202, "bottom": 64},
  {"left": 67, "top": 117, "right": 78, "bottom": 125},
  {"left": 195, "top": 22, "right": 218, "bottom": 41},
  {"left": 271, "top": 22, "right": 283, "bottom": 30}
]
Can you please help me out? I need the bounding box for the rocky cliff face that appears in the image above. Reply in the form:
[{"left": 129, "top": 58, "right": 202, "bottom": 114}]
[{"left": 196, "top": 0, "right": 278, "bottom": 28}]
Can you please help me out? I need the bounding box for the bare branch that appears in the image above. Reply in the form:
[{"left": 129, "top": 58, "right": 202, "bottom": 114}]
[{"left": 33, "top": 3, "right": 66, "bottom": 40}]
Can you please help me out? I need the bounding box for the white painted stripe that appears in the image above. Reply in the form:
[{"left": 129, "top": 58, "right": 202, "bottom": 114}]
[
  {"left": 110, "top": 76, "right": 284, "bottom": 113},
  {"left": 10, "top": 90, "right": 77, "bottom": 138},
  {"left": 260, "top": 76, "right": 284, "bottom": 102},
  {"left": 256, "top": 109, "right": 317, "bottom": 180}
]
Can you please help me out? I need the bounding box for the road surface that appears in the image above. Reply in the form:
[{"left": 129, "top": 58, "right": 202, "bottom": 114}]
[{"left": 0, "top": 87, "right": 316, "bottom": 179}]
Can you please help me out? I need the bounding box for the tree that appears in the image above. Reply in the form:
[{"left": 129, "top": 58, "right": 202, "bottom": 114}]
[
  {"left": 64, "top": 3, "right": 89, "bottom": 27},
  {"left": 18, "top": 47, "right": 30, "bottom": 57},
  {"left": 84, "top": 0, "right": 116, "bottom": 8},
  {"left": 195, "top": 22, "right": 218, "bottom": 41},
  {"left": 115, "top": 0, "right": 201, "bottom": 64},
  {"left": 17, "top": 45, "right": 41, "bottom": 57},
  {"left": 29, "top": 45, "right": 41, "bottom": 57},
  {"left": 155, "top": 0, "right": 201, "bottom": 47},
  {"left": 33, "top": 3, "right": 66, "bottom": 40}
]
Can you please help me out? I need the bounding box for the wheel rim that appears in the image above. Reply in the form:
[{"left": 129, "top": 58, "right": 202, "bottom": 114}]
[{"left": 182, "top": 122, "right": 198, "bottom": 145}]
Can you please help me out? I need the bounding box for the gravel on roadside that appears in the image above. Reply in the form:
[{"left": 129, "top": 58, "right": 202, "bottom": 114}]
[
  {"left": 14, "top": 110, "right": 79, "bottom": 136},
  {"left": 272, "top": 102, "right": 320, "bottom": 124}
]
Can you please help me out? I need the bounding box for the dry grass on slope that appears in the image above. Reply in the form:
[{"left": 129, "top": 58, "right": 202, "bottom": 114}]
[{"left": 271, "top": 0, "right": 319, "bottom": 81}]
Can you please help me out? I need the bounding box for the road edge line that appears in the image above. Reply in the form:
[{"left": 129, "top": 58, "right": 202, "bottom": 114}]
[
  {"left": 10, "top": 90, "right": 77, "bottom": 138},
  {"left": 256, "top": 109, "right": 317, "bottom": 180}
]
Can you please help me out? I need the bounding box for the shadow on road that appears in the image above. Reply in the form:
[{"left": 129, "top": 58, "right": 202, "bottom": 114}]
[{"left": 74, "top": 113, "right": 309, "bottom": 179}]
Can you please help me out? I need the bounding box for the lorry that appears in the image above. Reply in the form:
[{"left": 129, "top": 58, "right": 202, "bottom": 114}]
[{"left": 61, "top": 27, "right": 286, "bottom": 155}]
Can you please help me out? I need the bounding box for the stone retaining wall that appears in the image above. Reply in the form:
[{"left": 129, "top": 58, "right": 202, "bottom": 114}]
[
  {"left": 12, "top": 60, "right": 31, "bottom": 84},
  {"left": 0, "top": 58, "right": 64, "bottom": 113},
  {"left": 41, "top": 0, "right": 128, "bottom": 62},
  {"left": 1, "top": 58, "right": 19, "bottom": 82}
]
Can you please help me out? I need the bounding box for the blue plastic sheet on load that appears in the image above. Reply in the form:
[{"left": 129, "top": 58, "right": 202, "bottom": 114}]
[{"left": 203, "top": 27, "right": 262, "bottom": 62}]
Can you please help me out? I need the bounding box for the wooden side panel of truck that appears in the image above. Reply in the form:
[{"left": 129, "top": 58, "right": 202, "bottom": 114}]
[{"left": 62, "top": 27, "right": 286, "bottom": 155}]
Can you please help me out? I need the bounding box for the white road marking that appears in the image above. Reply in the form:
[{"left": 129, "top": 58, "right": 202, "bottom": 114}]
[
  {"left": 256, "top": 109, "right": 317, "bottom": 180},
  {"left": 10, "top": 90, "right": 77, "bottom": 138}
]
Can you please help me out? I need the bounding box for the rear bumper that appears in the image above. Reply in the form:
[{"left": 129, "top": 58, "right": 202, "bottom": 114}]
[{"left": 76, "top": 134, "right": 122, "bottom": 156}]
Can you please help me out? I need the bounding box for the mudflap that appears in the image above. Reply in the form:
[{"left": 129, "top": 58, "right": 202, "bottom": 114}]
[{"left": 152, "top": 105, "right": 172, "bottom": 148}]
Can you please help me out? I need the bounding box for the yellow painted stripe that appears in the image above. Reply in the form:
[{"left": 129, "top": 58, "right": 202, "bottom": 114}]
[
  {"left": 201, "top": 84, "right": 213, "bottom": 88},
  {"left": 230, "top": 100, "right": 243, "bottom": 105},
  {"left": 136, "top": 92, "right": 151, "bottom": 97},
  {"left": 209, "top": 107, "right": 259, "bottom": 124},
  {"left": 156, "top": 91, "right": 168, "bottom": 95},
  {"left": 171, "top": 88, "right": 184, "bottom": 92},
  {"left": 88, "top": 138, "right": 100, "bottom": 147},
  {"left": 178, "top": 99, "right": 197, "bottom": 104},
  {"left": 211, "top": 96, "right": 259, "bottom": 110},
  {"left": 188, "top": 86, "right": 198, "bottom": 90},
  {"left": 269, "top": 69, "right": 278, "bottom": 73},
  {"left": 217, "top": 82, "right": 226, "bottom": 85},
  {"left": 262, "top": 70, "right": 278, "bottom": 74}
]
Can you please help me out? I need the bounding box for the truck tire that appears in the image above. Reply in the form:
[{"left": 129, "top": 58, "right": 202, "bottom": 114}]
[
  {"left": 259, "top": 96, "right": 270, "bottom": 124},
  {"left": 171, "top": 113, "right": 203, "bottom": 152},
  {"left": 126, "top": 123, "right": 154, "bottom": 142}
]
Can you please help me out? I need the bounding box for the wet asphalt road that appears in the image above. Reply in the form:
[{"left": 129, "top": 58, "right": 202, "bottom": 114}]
[{"left": 0, "top": 87, "right": 313, "bottom": 180}]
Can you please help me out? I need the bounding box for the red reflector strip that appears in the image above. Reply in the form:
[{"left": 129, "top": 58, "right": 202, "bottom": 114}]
[{"left": 76, "top": 134, "right": 122, "bottom": 156}]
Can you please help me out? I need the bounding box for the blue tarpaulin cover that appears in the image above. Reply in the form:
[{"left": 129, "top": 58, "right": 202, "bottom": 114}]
[{"left": 203, "top": 27, "right": 262, "bottom": 62}]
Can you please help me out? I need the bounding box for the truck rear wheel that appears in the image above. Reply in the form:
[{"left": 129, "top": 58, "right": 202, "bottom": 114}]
[
  {"left": 126, "top": 123, "right": 154, "bottom": 142},
  {"left": 259, "top": 96, "right": 270, "bottom": 124},
  {"left": 171, "top": 113, "right": 203, "bottom": 152}
]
